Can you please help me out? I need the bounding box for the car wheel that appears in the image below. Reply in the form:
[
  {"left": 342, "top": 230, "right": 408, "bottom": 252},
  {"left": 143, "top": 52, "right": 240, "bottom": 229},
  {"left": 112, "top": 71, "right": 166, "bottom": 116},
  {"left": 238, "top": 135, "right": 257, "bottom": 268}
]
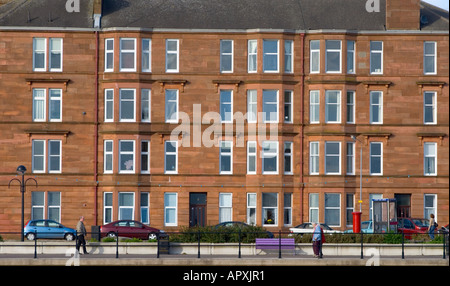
[
  {"left": 65, "top": 233, "right": 75, "bottom": 241},
  {"left": 26, "top": 233, "right": 36, "bottom": 241},
  {"left": 148, "top": 232, "right": 158, "bottom": 240}
]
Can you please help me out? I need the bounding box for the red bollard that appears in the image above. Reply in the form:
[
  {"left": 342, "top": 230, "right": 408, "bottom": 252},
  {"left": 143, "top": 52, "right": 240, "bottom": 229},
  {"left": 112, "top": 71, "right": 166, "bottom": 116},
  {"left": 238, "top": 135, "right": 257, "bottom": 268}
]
[{"left": 352, "top": 212, "right": 362, "bottom": 233}]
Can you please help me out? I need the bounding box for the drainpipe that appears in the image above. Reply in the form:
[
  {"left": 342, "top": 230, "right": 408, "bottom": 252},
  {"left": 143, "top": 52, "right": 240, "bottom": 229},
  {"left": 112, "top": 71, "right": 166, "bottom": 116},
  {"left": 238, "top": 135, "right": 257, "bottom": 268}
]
[
  {"left": 299, "top": 32, "right": 305, "bottom": 223},
  {"left": 94, "top": 30, "right": 99, "bottom": 226},
  {"left": 93, "top": 0, "right": 102, "bottom": 226}
]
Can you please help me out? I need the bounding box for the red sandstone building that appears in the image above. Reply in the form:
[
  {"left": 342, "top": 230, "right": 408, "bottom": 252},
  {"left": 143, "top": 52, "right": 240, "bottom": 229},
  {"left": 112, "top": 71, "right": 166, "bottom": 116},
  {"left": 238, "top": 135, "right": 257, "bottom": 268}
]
[{"left": 0, "top": 0, "right": 448, "bottom": 235}]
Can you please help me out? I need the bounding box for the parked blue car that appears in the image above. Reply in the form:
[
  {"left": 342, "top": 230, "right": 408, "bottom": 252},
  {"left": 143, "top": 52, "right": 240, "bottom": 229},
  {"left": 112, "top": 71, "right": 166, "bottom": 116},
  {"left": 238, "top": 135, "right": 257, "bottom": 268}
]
[
  {"left": 344, "top": 221, "right": 374, "bottom": 233},
  {"left": 24, "top": 219, "right": 77, "bottom": 241}
]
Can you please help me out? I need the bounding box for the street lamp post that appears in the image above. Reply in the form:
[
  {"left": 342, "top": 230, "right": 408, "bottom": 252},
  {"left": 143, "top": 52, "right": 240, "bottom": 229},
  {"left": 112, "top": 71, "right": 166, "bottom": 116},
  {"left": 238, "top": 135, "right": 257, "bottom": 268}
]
[
  {"left": 8, "top": 165, "right": 38, "bottom": 241},
  {"left": 351, "top": 135, "right": 363, "bottom": 212},
  {"left": 351, "top": 135, "right": 363, "bottom": 233}
]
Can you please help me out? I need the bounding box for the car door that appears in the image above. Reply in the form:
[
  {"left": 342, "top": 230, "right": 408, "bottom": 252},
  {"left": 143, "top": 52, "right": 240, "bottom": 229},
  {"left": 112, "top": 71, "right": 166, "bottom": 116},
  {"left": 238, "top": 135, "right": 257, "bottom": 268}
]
[
  {"left": 128, "top": 221, "right": 145, "bottom": 239},
  {"left": 47, "top": 220, "right": 63, "bottom": 239},
  {"left": 33, "top": 220, "right": 48, "bottom": 238}
]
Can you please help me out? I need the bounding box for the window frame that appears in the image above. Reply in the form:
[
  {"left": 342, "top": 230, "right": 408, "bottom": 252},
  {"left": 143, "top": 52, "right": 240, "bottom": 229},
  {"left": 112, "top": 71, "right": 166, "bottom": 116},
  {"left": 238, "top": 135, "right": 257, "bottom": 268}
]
[
  {"left": 347, "top": 40, "right": 355, "bottom": 74},
  {"left": 142, "top": 38, "right": 152, "bottom": 73},
  {"left": 165, "top": 89, "right": 179, "bottom": 123},
  {"left": 140, "top": 192, "right": 150, "bottom": 224},
  {"left": 370, "top": 41, "right": 383, "bottom": 75},
  {"left": 284, "top": 141, "right": 293, "bottom": 175},
  {"left": 262, "top": 89, "right": 279, "bottom": 123},
  {"left": 309, "top": 141, "right": 319, "bottom": 175},
  {"left": 325, "top": 40, "right": 342, "bottom": 73},
  {"left": 263, "top": 39, "right": 279, "bottom": 73},
  {"left": 346, "top": 142, "right": 355, "bottom": 175},
  {"left": 284, "top": 90, "right": 293, "bottom": 123},
  {"left": 424, "top": 142, "right": 437, "bottom": 176},
  {"left": 262, "top": 193, "right": 278, "bottom": 226},
  {"left": 370, "top": 91, "right": 383, "bottom": 124},
  {"left": 423, "top": 91, "right": 436, "bottom": 125},
  {"left": 261, "top": 141, "right": 279, "bottom": 175},
  {"left": 104, "top": 89, "right": 114, "bottom": 122},
  {"left": 309, "top": 90, "right": 320, "bottom": 124},
  {"left": 32, "top": 88, "right": 46, "bottom": 122},
  {"left": 33, "top": 38, "right": 47, "bottom": 72},
  {"left": 32, "top": 140, "right": 46, "bottom": 173},
  {"left": 369, "top": 142, "right": 383, "bottom": 176},
  {"left": 325, "top": 193, "right": 341, "bottom": 227},
  {"left": 325, "top": 141, "right": 341, "bottom": 175},
  {"left": 119, "top": 88, "right": 136, "bottom": 122},
  {"left": 104, "top": 140, "right": 114, "bottom": 174},
  {"left": 140, "top": 140, "right": 150, "bottom": 174},
  {"left": 247, "top": 193, "right": 257, "bottom": 225},
  {"left": 164, "top": 192, "right": 178, "bottom": 226},
  {"left": 248, "top": 40, "right": 258, "bottom": 73},
  {"left": 247, "top": 141, "right": 257, "bottom": 174},
  {"left": 49, "top": 38, "right": 63, "bottom": 72},
  {"left": 325, "top": 90, "right": 341, "bottom": 124},
  {"left": 220, "top": 90, "right": 233, "bottom": 123},
  {"left": 119, "top": 38, "right": 137, "bottom": 72},
  {"left": 247, "top": 90, "right": 257, "bottom": 123},
  {"left": 219, "top": 193, "right": 233, "bottom": 223},
  {"left": 103, "top": 192, "right": 113, "bottom": 224},
  {"left": 219, "top": 140, "right": 233, "bottom": 174},
  {"left": 423, "top": 41, "right": 437, "bottom": 75},
  {"left": 105, "top": 38, "right": 114, "bottom": 72},
  {"left": 346, "top": 90, "right": 355, "bottom": 124},
  {"left": 220, "top": 40, "right": 234, "bottom": 73},
  {"left": 141, "top": 89, "right": 151, "bottom": 123},
  {"left": 118, "top": 140, "right": 135, "bottom": 174},
  {"left": 310, "top": 40, "right": 320, "bottom": 74},
  {"left": 165, "top": 39, "right": 179, "bottom": 73},
  {"left": 48, "top": 140, "right": 62, "bottom": 173},
  {"left": 309, "top": 193, "right": 319, "bottom": 223},
  {"left": 284, "top": 40, "right": 293, "bottom": 73},
  {"left": 284, "top": 193, "right": 293, "bottom": 226},
  {"left": 164, "top": 140, "right": 178, "bottom": 174},
  {"left": 118, "top": 192, "right": 135, "bottom": 220}
]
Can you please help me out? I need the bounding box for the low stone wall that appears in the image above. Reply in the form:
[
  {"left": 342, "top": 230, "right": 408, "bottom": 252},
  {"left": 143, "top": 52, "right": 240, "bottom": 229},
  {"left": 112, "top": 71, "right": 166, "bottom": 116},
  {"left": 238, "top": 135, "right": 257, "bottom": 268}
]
[{"left": 0, "top": 241, "right": 446, "bottom": 257}]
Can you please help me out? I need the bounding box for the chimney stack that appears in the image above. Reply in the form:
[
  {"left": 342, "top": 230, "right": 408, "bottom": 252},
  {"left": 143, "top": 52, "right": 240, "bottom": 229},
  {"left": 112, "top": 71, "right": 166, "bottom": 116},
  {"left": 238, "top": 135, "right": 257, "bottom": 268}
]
[
  {"left": 386, "top": 0, "right": 421, "bottom": 30},
  {"left": 93, "top": 0, "right": 102, "bottom": 28}
]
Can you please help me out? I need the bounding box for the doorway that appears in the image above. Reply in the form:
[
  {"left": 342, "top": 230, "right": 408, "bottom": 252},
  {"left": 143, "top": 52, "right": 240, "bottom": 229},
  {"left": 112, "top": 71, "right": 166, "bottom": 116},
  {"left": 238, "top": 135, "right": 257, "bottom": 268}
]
[
  {"left": 395, "top": 194, "right": 411, "bottom": 218},
  {"left": 189, "top": 193, "right": 207, "bottom": 227}
]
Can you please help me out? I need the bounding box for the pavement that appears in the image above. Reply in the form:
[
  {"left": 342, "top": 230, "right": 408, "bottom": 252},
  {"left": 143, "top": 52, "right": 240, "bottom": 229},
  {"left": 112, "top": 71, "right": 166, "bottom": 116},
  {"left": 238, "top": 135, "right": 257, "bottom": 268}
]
[{"left": 0, "top": 253, "right": 448, "bottom": 266}]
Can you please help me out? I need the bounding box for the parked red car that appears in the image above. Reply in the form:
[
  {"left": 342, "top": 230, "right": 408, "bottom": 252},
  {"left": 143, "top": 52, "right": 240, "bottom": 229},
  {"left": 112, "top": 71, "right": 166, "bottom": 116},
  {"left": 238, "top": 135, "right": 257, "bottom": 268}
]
[
  {"left": 100, "top": 220, "right": 166, "bottom": 240},
  {"left": 397, "top": 218, "right": 431, "bottom": 239}
]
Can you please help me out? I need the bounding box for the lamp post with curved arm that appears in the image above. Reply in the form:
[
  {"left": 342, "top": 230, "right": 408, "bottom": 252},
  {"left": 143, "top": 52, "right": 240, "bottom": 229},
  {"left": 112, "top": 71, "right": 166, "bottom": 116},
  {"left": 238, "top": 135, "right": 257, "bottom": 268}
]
[{"left": 8, "top": 165, "right": 38, "bottom": 241}]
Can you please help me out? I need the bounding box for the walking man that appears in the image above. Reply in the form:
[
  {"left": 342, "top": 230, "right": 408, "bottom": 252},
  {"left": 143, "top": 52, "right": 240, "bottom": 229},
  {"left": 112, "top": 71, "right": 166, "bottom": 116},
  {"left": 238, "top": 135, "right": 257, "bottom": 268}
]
[{"left": 76, "top": 216, "right": 89, "bottom": 255}]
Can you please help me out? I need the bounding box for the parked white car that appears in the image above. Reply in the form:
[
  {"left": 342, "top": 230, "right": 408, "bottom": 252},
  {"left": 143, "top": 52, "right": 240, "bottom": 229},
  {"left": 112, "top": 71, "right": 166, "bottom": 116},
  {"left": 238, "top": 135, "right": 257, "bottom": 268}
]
[{"left": 289, "top": 222, "right": 341, "bottom": 235}]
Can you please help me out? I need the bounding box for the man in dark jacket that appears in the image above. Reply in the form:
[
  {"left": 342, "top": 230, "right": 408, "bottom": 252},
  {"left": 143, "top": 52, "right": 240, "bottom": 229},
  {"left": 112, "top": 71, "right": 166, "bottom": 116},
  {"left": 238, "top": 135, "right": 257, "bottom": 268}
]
[{"left": 76, "top": 216, "right": 89, "bottom": 255}]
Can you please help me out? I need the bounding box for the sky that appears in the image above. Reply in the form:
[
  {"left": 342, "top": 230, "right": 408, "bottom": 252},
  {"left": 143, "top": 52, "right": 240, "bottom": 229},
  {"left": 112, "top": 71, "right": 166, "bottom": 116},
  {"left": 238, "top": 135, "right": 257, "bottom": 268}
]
[{"left": 422, "top": 0, "right": 449, "bottom": 11}]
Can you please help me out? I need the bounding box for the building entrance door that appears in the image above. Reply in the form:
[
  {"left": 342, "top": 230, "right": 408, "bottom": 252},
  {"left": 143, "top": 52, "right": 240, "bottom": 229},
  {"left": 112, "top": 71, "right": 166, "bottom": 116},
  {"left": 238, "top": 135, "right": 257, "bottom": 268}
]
[
  {"left": 189, "top": 193, "right": 207, "bottom": 227},
  {"left": 395, "top": 194, "right": 411, "bottom": 218}
]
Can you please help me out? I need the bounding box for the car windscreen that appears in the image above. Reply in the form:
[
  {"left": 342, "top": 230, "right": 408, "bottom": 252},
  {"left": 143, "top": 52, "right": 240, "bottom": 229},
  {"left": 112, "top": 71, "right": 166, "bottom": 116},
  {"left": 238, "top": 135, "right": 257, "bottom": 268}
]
[{"left": 413, "top": 219, "right": 429, "bottom": 227}]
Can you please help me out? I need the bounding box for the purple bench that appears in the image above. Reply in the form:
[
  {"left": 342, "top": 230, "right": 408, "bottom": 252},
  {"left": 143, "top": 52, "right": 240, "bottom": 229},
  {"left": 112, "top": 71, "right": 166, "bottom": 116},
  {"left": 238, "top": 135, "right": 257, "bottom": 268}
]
[{"left": 255, "top": 238, "right": 295, "bottom": 254}]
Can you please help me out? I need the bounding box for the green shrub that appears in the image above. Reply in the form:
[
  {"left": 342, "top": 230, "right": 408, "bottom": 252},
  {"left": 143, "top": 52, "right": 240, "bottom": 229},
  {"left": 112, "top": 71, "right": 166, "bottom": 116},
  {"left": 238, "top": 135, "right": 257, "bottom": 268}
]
[{"left": 169, "top": 225, "right": 272, "bottom": 243}]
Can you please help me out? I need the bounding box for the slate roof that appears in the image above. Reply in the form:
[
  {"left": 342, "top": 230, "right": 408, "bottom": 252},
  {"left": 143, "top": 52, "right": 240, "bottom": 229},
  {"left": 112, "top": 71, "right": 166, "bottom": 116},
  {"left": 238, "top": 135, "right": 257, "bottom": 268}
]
[{"left": 0, "top": 0, "right": 448, "bottom": 31}]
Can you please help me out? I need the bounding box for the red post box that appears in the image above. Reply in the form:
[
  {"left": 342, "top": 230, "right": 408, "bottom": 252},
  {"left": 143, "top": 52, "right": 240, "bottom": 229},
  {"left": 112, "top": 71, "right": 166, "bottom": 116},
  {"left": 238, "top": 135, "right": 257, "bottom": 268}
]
[{"left": 352, "top": 212, "right": 362, "bottom": 233}]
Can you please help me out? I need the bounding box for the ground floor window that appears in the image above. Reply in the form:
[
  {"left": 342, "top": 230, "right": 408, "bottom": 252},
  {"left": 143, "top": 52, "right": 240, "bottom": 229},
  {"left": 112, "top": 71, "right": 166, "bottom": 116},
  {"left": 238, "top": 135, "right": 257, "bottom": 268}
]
[
  {"left": 262, "top": 193, "right": 278, "bottom": 226},
  {"left": 247, "top": 193, "right": 257, "bottom": 225},
  {"left": 424, "top": 194, "right": 437, "bottom": 221},
  {"left": 164, "top": 193, "right": 178, "bottom": 226},
  {"left": 31, "top": 191, "right": 61, "bottom": 222},
  {"left": 118, "top": 192, "right": 134, "bottom": 220}
]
